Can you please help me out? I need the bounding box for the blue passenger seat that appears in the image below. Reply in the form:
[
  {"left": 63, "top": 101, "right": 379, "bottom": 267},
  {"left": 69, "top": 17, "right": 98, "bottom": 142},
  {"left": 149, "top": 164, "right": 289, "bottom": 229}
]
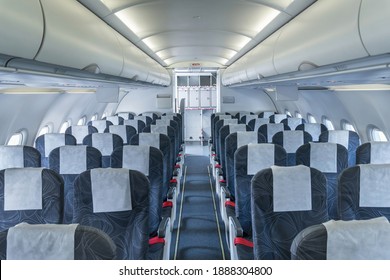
[
  {"left": 0, "top": 145, "right": 41, "bottom": 169},
  {"left": 65, "top": 125, "right": 98, "bottom": 145}
]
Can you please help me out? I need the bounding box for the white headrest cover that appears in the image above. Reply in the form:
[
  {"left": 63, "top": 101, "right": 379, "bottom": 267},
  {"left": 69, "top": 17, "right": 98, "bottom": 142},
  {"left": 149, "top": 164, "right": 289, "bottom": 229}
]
[
  {"left": 287, "top": 118, "right": 303, "bottom": 130},
  {"left": 370, "top": 142, "right": 390, "bottom": 164},
  {"left": 267, "top": 123, "right": 284, "bottom": 142},
  {"left": 303, "top": 124, "right": 321, "bottom": 141},
  {"left": 91, "top": 121, "right": 108, "bottom": 133},
  {"left": 0, "top": 146, "right": 24, "bottom": 170},
  {"left": 282, "top": 131, "right": 304, "bottom": 153},
  {"left": 44, "top": 134, "right": 65, "bottom": 157},
  {"left": 109, "top": 126, "right": 128, "bottom": 144},
  {"left": 92, "top": 133, "right": 114, "bottom": 156},
  {"left": 151, "top": 125, "right": 168, "bottom": 134},
  {"left": 359, "top": 164, "right": 390, "bottom": 207},
  {"left": 324, "top": 217, "right": 390, "bottom": 259},
  {"left": 59, "top": 146, "right": 87, "bottom": 174},
  {"left": 71, "top": 126, "right": 89, "bottom": 144},
  {"left": 123, "top": 120, "right": 139, "bottom": 132},
  {"left": 91, "top": 168, "right": 132, "bottom": 213},
  {"left": 122, "top": 146, "right": 150, "bottom": 176},
  {"left": 309, "top": 143, "right": 337, "bottom": 173},
  {"left": 254, "top": 118, "right": 270, "bottom": 131},
  {"left": 272, "top": 165, "right": 312, "bottom": 212},
  {"left": 237, "top": 131, "right": 257, "bottom": 148},
  {"left": 4, "top": 168, "right": 43, "bottom": 211},
  {"left": 106, "top": 116, "right": 120, "bottom": 125},
  {"left": 328, "top": 130, "right": 350, "bottom": 149},
  {"left": 139, "top": 133, "right": 160, "bottom": 149},
  {"left": 7, "top": 223, "right": 78, "bottom": 260},
  {"left": 247, "top": 144, "right": 275, "bottom": 175}
]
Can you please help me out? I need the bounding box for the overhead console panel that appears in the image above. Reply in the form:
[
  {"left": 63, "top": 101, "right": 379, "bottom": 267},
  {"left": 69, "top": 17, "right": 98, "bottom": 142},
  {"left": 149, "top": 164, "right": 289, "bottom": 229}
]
[
  {"left": 223, "top": 0, "right": 390, "bottom": 86},
  {"left": 0, "top": 0, "right": 170, "bottom": 86}
]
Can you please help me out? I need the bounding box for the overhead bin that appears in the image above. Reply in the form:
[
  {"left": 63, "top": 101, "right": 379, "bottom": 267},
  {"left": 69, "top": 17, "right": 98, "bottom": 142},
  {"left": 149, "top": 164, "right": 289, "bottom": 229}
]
[
  {"left": 0, "top": 0, "right": 43, "bottom": 59},
  {"left": 359, "top": 0, "right": 390, "bottom": 56},
  {"left": 223, "top": 0, "right": 390, "bottom": 86},
  {"left": 273, "top": 0, "right": 367, "bottom": 74}
]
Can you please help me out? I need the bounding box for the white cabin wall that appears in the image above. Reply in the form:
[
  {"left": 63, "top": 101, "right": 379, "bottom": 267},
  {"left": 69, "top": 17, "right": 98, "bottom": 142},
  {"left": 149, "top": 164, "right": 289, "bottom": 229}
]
[
  {"left": 220, "top": 86, "right": 275, "bottom": 114},
  {"left": 115, "top": 85, "right": 174, "bottom": 115}
]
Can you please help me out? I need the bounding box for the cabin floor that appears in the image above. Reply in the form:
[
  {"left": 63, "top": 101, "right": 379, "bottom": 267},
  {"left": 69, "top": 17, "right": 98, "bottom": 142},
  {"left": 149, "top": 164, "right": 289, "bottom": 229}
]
[{"left": 170, "top": 142, "right": 230, "bottom": 260}]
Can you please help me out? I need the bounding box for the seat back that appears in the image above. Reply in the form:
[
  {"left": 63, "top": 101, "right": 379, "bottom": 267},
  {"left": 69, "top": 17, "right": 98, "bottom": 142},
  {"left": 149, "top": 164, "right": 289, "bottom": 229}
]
[
  {"left": 338, "top": 164, "right": 390, "bottom": 220},
  {"left": 83, "top": 133, "right": 123, "bottom": 167},
  {"left": 104, "top": 116, "right": 124, "bottom": 125},
  {"left": 319, "top": 130, "right": 360, "bottom": 166},
  {"left": 73, "top": 168, "right": 150, "bottom": 260},
  {"left": 35, "top": 133, "right": 77, "bottom": 167},
  {"left": 281, "top": 117, "right": 306, "bottom": 130},
  {"left": 134, "top": 115, "right": 153, "bottom": 126},
  {"left": 130, "top": 133, "right": 171, "bottom": 199},
  {"left": 0, "top": 168, "right": 63, "bottom": 231},
  {"left": 49, "top": 146, "right": 101, "bottom": 223},
  {"left": 123, "top": 119, "right": 146, "bottom": 133},
  {"left": 87, "top": 120, "right": 113, "bottom": 133},
  {"left": 291, "top": 217, "right": 390, "bottom": 260},
  {"left": 258, "top": 123, "right": 290, "bottom": 143},
  {"left": 111, "top": 145, "right": 164, "bottom": 235},
  {"left": 143, "top": 125, "right": 176, "bottom": 166},
  {"left": 219, "top": 124, "right": 250, "bottom": 172},
  {"left": 139, "top": 112, "right": 159, "bottom": 121},
  {"left": 65, "top": 125, "right": 98, "bottom": 144},
  {"left": 0, "top": 145, "right": 41, "bottom": 170},
  {"left": 214, "top": 118, "right": 239, "bottom": 157},
  {"left": 258, "top": 111, "right": 275, "bottom": 118},
  {"left": 0, "top": 223, "right": 116, "bottom": 260},
  {"left": 116, "top": 112, "right": 136, "bottom": 120},
  {"left": 225, "top": 132, "right": 266, "bottom": 199},
  {"left": 234, "top": 144, "right": 287, "bottom": 234},
  {"left": 248, "top": 118, "right": 270, "bottom": 132},
  {"left": 211, "top": 114, "right": 232, "bottom": 145},
  {"left": 272, "top": 130, "right": 312, "bottom": 166},
  {"left": 356, "top": 142, "right": 390, "bottom": 164},
  {"left": 296, "top": 143, "right": 348, "bottom": 219},
  {"left": 296, "top": 123, "right": 328, "bottom": 142},
  {"left": 234, "top": 111, "right": 253, "bottom": 120},
  {"left": 251, "top": 165, "right": 328, "bottom": 259},
  {"left": 240, "top": 114, "right": 258, "bottom": 125},
  {"left": 269, "top": 113, "right": 288, "bottom": 123},
  {"left": 104, "top": 125, "right": 137, "bottom": 145}
]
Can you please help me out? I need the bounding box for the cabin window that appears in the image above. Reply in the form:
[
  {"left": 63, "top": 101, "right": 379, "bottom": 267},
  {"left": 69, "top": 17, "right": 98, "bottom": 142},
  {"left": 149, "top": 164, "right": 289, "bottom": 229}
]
[
  {"left": 295, "top": 112, "right": 303, "bottom": 118},
  {"left": 59, "top": 120, "right": 71, "bottom": 133},
  {"left": 307, "top": 113, "right": 317, "bottom": 123},
  {"left": 37, "top": 125, "right": 51, "bottom": 138},
  {"left": 77, "top": 116, "right": 87, "bottom": 125},
  {"left": 370, "top": 127, "right": 388, "bottom": 142},
  {"left": 101, "top": 112, "right": 107, "bottom": 119},
  {"left": 322, "top": 116, "right": 335, "bottom": 130},
  {"left": 341, "top": 120, "right": 356, "bottom": 132},
  {"left": 91, "top": 114, "right": 98, "bottom": 121},
  {"left": 285, "top": 110, "right": 292, "bottom": 117},
  {"left": 7, "top": 130, "right": 26, "bottom": 146}
]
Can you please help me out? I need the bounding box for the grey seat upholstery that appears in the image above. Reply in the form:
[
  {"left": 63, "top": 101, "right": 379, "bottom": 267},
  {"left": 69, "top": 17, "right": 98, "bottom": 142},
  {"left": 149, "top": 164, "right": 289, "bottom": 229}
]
[
  {"left": 356, "top": 142, "right": 390, "bottom": 164},
  {"left": 0, "top": 145, "right": 41, "bottom": 170},
  {"left": 83, "top": 133, "right": 123, "bottom": 168},
  {"left": 65, "top": 125, "right": 98, "bottom": 144}
]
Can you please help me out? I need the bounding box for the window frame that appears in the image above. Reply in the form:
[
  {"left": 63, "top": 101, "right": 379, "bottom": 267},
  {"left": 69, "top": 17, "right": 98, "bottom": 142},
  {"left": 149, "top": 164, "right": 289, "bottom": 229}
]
[
  {"left": 369, "top": 126, "right": 388, "bottom": 142},
  {"left": 7, "top": 130, "right": 27, "bottom": 146},
  {"left": 307, "top": 113, "right": 317, "bottom": 123},
  {"left": 322, "top": 116, "right": 335, "bottom": 130}
]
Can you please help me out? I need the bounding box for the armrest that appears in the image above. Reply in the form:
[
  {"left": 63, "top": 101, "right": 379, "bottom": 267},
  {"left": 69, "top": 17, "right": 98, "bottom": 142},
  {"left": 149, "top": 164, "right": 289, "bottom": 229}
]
[
  {"left": 157, "top": 216, "right": 171, "bottom": 238},
  {"left": 167, "top": 185, "right": 176, "bottom": 200},
  {"left": 220, "top": 184, "right": 231, "bottom": 199},
  {"left": 229, "top": 215, "right": 244, "bottom": 238}
]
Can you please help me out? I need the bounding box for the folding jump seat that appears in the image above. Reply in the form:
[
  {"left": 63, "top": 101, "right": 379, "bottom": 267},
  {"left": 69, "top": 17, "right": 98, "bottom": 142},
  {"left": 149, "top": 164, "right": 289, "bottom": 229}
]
[
  {"left": 103, "top": 116, "right": 124, "bottom": 125},
  {"left": 111, "top": 145, "right": 171, "bottom": 259},
  {"left": 281, "top": 117, "right": 306, "bottom": 130},
  {"left": 104, "top": 125, "right": 137, "bottom": 145},
  {"left": 356, "top": 142, "right": 390, "bottom": 164},
  {"left": 296, "top": 123, "right": 328, "bottom": 142},
  {"left": 87, "top": 120, "right": 113, "bottom": 133},
  {"left": 240, "top": 114, "right": 258, "bottom": 125},
  {"left": 123, "top": 119, "right": 146, "bottom": 133},
  {"left": 83, "top": 133, "right": 123, "bottom": 167},
  {"left": 258, "top": 123, "right": 290, "bottom": 143},
  {"left": 73, "top": 168, "right": 150, "bottom": 260},
  {"left": 49, "top": 146, "right": 101, "bottom": 223},
  {"left": 251, "top": 165, "right": 328, "bottom": 259},
  {"left": 134, "top": 115, "right": 153, "bottom": 127},
  {"left": 0, "top": 223, "right": 116, "bottom": 260},
  {"left": 291, "top": 217, "right": 390, "bottom": 260},
  {"left": 0, "top": 145, "right": 41, "bottom": 169},
  {"left": 116, "top": 112, "right": 136, "bottom": 120},
  {"left": 35, "top": 133, "right": 77, "bottom": 167},
  {"left": 65, "top": 125, "right": 98, "bottom": 144},
  {"left": 269, "top": 113, "right": 289, "bottom": 123},
  {"left": 319, "top": 130, "right": 360, "bottom": 166},
  {"left": 228, "top": 143, "right": 287, "bottom": 260},
  {"left": 0, "top": 168, "right": 63, "bottom": 231},
  {"left": 247, "top": 118, "right": 270, "bottom": 132},
  {"left": 296, "top": 143, "right": 348, "bottom": 219},
  {"left": 272, "top": 130, "right": 312, "bottom": 166},
  {"left": 258, "top": 111, "right": 275, "bottom": 118},
  {"left": 338, "top": 164, "right": 390, "bottom": 221}
]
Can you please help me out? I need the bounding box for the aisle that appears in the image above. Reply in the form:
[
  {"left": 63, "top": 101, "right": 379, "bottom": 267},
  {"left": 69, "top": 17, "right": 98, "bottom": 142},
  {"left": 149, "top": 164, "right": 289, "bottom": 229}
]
[{"left": 170, "top": 147, "right": 229, "bottom": 260}]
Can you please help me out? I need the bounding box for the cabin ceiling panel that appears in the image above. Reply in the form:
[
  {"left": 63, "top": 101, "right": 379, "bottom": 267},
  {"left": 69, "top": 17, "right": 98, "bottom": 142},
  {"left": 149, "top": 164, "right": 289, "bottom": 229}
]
[{"left": 78, "top": 0, "right": 316, "bottom": 67}]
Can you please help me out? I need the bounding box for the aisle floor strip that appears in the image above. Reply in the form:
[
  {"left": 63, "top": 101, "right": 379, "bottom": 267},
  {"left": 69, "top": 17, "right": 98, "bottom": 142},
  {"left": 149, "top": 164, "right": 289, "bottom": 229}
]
[
  {"left": 207, "top": 164, "right": 226, "bottom": 260},
  {"left": 173, "top": 165, "right": 187, "bottom": 260}
]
